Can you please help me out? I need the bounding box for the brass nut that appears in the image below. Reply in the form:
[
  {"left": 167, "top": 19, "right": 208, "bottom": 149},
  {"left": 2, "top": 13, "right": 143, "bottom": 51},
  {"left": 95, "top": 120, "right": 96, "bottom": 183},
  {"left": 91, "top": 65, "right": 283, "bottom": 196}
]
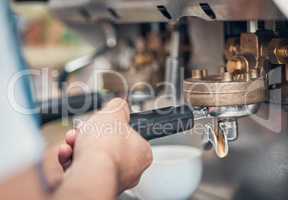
[
  {"left": 201, "top": 69, "right": 208, "bottom": 78},
  {"left": 275, "top": 46, "right": 288, "bottom": 64},
  {"left": 222, "top": 72, "right": 233, "bottom": 82},
  {"left": 191, "top": 69, "right": 202, "bottom": 80},
  {"left": 244, "top": 73, "right": 251, "bottom": 81},
  {"left": 219, "top": 66, "right": 226, "bottom": 74},
  {"left": 268, "top": 38, "right": 288, "bottom": 64},
  {"left": 249, "top": 69, "right": 258, "bottom": 80}
]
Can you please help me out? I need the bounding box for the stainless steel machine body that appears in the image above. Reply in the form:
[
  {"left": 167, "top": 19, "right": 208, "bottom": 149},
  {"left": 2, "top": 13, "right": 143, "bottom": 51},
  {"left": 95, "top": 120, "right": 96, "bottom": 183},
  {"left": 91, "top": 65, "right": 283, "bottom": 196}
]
[{"left": 50, "top": 0, "right": 285, "bottom": 23}]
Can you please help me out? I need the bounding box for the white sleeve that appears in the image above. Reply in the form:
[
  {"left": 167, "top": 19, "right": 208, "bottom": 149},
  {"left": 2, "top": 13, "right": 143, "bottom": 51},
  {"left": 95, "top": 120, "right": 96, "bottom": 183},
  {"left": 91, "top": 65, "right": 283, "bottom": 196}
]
[
  {"left": 0, "top": 1, "right": 44, "bottom": 182},
  {"left": 274, "top": 0, "right": 288, "bottom": 17}
]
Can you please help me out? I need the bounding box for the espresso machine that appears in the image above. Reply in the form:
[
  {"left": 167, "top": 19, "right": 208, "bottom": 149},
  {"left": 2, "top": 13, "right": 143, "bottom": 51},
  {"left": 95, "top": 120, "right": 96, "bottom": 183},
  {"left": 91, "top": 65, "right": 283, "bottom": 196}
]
[{"left": 31, "top": 0, "right": 288, "bottom": 199}]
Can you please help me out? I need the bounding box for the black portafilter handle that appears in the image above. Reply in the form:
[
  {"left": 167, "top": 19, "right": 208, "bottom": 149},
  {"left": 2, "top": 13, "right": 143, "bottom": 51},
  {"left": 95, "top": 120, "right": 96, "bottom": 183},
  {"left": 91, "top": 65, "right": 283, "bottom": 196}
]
[
  {"left": 40, "top": 94, "right": 194, "bottom": 141},
  {"left": 39, "top": 92, "right": 102, "bottom": 126},
  {"left": 130, "top": 105, "right": 194, "bottom": 141}
]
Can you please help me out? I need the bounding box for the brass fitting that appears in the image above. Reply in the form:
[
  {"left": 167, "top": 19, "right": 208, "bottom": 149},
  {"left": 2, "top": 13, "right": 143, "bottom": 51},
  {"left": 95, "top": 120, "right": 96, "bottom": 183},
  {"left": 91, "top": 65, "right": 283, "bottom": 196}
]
[
  {"left": 201, "top": 69, "right": 208, "bottom": 78},
  {"left": 249, "top": 69, "right": 258, "bottom": 80},
  {"left": 275, "top": 46, "right": 288, "bottom": 64},
  {"left": 222, "top": 72, "right": 233, "bottom": 82},
  {"left": 268, "top": 38, "right": 288, "bottom": 64},
  {"left": 191, "top": 69, "right": 203, "bottom": 80},
  {"left": 219, "top": 66, "right": 226, "bottom": 74},
  {"left": 224, "top": 37, "right": 241, "bottom": 60},
  {"left": 226, "top": 56, "right": 249, "bottom": 74}
]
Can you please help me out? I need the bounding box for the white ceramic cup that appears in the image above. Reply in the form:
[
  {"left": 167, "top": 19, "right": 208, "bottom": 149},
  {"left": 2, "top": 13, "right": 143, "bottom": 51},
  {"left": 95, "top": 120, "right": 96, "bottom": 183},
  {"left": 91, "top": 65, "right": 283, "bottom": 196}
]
[{"left": 132, "top": 145, "right": 202, "bottom": 200}]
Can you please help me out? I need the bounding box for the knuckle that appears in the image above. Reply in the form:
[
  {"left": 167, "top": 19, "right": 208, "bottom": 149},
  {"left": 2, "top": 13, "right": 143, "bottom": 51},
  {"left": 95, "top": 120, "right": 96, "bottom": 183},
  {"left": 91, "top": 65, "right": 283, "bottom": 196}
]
[
  {"left": 130, "top": 178, "right": 140, "bottom": 188},
  {"left": 66, "top": 129, "right": 75, "bottom": 137},
  {"left": 107, "top": 98, "right": 128, "bottom": 110},
  {"left": 146, "top": 148, "right": 153, "bottom": 166},
  {"left": 141, "top": 141, "right": 153, "bottom": 167},
  {"left": 111, "top": 97, "right": 126, "bottom": 103}
]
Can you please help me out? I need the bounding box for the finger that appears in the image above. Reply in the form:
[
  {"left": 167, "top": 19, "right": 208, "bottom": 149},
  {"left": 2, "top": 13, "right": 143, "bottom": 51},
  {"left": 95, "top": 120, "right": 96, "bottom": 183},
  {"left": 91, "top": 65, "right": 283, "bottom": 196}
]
[
  {"left": 42, "top": 147, "right": 64, "bottom": 188},
  {"left": 58, "top": 144, "right": 73, "bottom": 170},
  {"left": 65, "top": 129, "right": 78, "bottom": 148},
  {"left": 62, "top": 159, "right": 72, "bottom": 171}
]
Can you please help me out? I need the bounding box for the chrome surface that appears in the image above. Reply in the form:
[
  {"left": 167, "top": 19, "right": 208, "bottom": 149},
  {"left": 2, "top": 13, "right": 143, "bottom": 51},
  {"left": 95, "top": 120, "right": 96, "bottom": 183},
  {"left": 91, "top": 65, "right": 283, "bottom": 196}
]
[
  {"left": 192, "top": 104, "right": 260, "bottom": 121},
  {"left": 64, "top": 54, "right": 94, "bottom": 73},
  {"left": 202, "top": 118, "right": 238, "bottom": 158},
  {"left": 193, "top": 105, "right": 257, "bottom": 158},
  {"left": 164, "top": 27, "right": 182, "bottom": 102},
  {"left": 208, "top": 104, "right": 260, "bottom": 119},
  {"left": 205, "top": 119, "right": 238, "bottom": 143},
  {"left": 50, "top": 0, "right": 285, "bottom": 24},
  {"left": 219, "top": 120, "right": 238, "bottom": 142},
  {"left": 193, "top": 107, "right": 209, "bottom": 121},
  {"left": 206, "top": 121, "right": 229, "bottom": 158}
]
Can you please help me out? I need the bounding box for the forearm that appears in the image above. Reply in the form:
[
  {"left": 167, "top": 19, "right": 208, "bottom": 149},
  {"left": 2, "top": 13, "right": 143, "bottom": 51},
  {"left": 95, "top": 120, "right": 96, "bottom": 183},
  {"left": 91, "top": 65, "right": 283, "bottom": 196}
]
[
  {"left": 43, "top": 147, "right": 65, "bottom": 190},
  {"left": 0, "top": 147, "right": 64, "bottom": 200},
  {"left": 0, "top": 167, "right": 48, "bottom": 200},
  {"left": 52, "top": 153, "right": 119, "bottom": 200}
]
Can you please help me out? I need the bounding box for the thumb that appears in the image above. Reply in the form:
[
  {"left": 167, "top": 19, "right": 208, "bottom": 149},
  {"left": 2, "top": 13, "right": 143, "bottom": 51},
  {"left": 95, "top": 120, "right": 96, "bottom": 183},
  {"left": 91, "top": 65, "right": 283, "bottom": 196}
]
[{"left": 97, "top": 98, "right": 130, "bottom": 123}]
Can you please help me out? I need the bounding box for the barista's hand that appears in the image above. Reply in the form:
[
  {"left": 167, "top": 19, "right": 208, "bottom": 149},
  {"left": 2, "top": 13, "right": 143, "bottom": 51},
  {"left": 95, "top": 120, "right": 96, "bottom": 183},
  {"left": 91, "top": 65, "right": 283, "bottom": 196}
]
[{"left": 58, "top": 98, "right": 153, "bottom": 192}]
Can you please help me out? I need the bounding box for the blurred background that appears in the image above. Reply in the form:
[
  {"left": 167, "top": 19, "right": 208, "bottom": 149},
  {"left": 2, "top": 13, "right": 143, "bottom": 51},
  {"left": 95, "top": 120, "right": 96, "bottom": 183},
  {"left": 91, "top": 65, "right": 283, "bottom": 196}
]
[{"left": 13, "top": 3, "right": 95, "bottom": 146}]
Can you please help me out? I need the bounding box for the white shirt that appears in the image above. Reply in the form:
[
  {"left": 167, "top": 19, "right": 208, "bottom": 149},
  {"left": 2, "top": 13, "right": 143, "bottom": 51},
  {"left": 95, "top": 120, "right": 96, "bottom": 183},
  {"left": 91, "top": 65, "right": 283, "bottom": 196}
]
[{"left": 0, "top": 1, "right": 44, "bottom": 182}]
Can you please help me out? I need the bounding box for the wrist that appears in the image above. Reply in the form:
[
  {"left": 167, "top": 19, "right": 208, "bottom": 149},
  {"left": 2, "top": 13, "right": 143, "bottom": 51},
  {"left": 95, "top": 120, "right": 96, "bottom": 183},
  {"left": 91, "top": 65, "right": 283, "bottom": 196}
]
[
  {"left": 65, "top": 151, "right": 120, "bottom": 197},
  {"left": 39, "top": 148, "right": 64, "bottom": 193}
]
